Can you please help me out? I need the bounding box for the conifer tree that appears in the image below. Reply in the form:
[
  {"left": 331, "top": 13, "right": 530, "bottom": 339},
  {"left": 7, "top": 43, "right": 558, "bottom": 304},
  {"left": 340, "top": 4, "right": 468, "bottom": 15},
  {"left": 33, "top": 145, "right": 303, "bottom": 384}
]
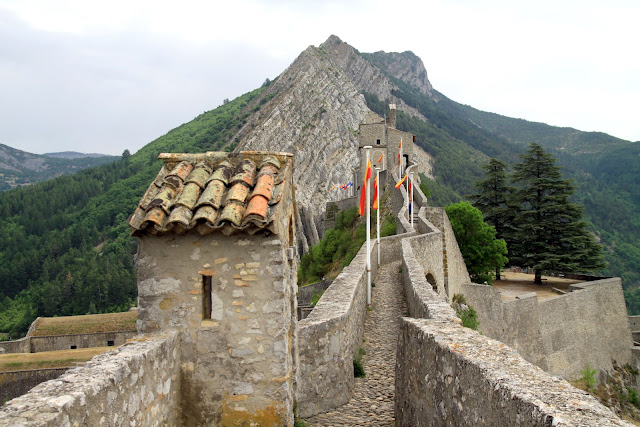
[
  {"left": 510, "top": 143, "right": 605, "bottom": 284},
  {"left": 470, "top": 158, "right": 518, "bottom": 280}
]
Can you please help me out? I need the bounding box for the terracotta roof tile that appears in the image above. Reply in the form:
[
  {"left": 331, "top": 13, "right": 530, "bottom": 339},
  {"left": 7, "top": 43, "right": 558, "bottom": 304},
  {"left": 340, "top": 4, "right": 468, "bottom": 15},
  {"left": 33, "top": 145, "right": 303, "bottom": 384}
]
[
  {"left": 245, "top": 195, "right": 269, "bottom": 221},
  {"left": 130, "top": 151, "right": 294, "bottom": 236},
  {"left": 185, "top": 161, "right": 213, "bottom": 188},
  {"left": 196, "top": 180, "right": 226, "bottom": 210}
]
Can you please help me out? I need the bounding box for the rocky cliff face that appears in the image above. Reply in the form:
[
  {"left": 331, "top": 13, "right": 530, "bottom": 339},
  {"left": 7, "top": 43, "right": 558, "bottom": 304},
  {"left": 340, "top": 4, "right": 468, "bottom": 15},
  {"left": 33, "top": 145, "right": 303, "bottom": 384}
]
[
  {"left": 320, "top": 35, "right": 429, "bottom": 122},
  {"left": 234, "top": 35, "right": 437, "bottom": 251},
  {"left": 365, "top": 50, "right": 436, "bottom": 99},
  {"left": 235, "top": 43, "right": 369, "bottom": 251}
]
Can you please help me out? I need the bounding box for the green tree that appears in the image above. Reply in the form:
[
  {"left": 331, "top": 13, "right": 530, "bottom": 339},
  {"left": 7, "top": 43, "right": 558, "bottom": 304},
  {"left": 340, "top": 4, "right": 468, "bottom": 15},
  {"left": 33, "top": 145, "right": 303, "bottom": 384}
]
[
  {"left": 510, "top": 143, "right": 605, "bottom": 284},
  {"left": 445, "top": 202, "right": 508, "bottom": 284},
  {"left": 469, "top": 158, "right": 518, "bottom": 280}
]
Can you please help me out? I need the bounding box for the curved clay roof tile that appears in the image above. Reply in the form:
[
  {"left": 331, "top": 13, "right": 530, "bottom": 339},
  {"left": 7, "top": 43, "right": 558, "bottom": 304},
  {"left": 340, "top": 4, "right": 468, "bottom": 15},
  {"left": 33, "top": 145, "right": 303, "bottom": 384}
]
[
  {"left": 224, "top": 183, "right": 250, "bottom": 205},
  {"left": 206, "top": 161, "right": 233, "bottom": 185},
  {"left": 164, "top": 161, "right": 193, "bottom": 188},
  {"left": 244, "top": 195, "right": 269, "bottom": 222},
  {"left": 193, "top": 205, "right": 219, "bottom": 226},
  {"left": 173, "top": 182, "right": 202, "bottom": 211},
  {"left": 251, "top": 173, "right": 274, "bottom": 201},
  {"left": 196, "top": 180, "right": 226, "bottom": 210},
  {"left": 142, "top": 206, "right": 167, "bottom": 229},
  {"left": 259, "top": 156, "right": 281, "bottom": 171},
  {"left": 217, "top": 203, "right": 245, "bottom": 227},
  {"left": 185, "top": 162, "right": 213, "bottom": 188},
  {"left": 148, "top": 186, "right": 178, "bottom": 213},
  {"left": 167, "top": 205, "right": 193, "bottom": 228},
  {"left": 229, "top": 159, "right": 257, "bottom": 187}
]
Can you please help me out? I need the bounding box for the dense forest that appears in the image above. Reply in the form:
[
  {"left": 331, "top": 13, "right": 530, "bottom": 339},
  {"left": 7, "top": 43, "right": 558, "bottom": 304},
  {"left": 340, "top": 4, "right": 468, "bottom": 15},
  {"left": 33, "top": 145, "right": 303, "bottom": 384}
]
[{"left": 0, "top": 87, "right": 268, "bottom": 336}]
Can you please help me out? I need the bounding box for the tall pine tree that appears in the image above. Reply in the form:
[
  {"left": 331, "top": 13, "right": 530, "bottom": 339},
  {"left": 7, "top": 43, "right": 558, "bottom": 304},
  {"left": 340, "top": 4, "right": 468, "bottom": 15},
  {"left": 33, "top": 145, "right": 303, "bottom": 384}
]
[
  {"left": 470, "top": 158, "right": 518, "bottom": 280},
  {"left": 510, "top": 144, "right": 605, "bottom": 284}
]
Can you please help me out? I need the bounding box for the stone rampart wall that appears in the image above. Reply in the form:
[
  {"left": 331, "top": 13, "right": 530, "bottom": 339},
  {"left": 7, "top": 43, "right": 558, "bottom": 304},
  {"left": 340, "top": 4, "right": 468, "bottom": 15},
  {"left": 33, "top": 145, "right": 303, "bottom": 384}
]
[
  {"left": 395, "top": 318, "right": 630, "bottom": 426},
  {"left": 463, "top": 278, "right": 633, "bottom": 380},
  {"left": 401, "top": 235, "right": 458, "bottom": 322},
  {"left": 423, "top": 207, "right": 470, "bottom": 301},
  {"left": 629, "top": 316, "right": 640, "bottom": 331},
  {"left": 297, "top": 280, "right": 333, "bottom": 306},
  {"left": 0, "top": 331, "right": 181, "bottom": 426},
  {"left": 296, "top": 238, "right": 379, "bottom": 417},
  {"left": 396, "top": 241, "right": 629, "bottom": 425},
  {"left": 29, "top": 331, "right": 137, "bottom": 353},
  {"left": 0, "top": 337, "right": 30, "bottom": 354},
  {"left": 0, "top": 368, "right": 68, "bottom": 404},
  {"left": 0, "top": 331, "right": 137, "bottom": 354}
]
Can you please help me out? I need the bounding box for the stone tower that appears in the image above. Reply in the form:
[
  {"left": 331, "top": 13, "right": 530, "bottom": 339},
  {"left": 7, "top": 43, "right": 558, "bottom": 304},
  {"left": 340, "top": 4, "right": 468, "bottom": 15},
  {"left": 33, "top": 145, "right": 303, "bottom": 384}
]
[
  {"left": 357, "top": 104, "right": 415, "bottom": 189},
  {"left": 129, "top": 150, "right": 298, "bottom": 426}
]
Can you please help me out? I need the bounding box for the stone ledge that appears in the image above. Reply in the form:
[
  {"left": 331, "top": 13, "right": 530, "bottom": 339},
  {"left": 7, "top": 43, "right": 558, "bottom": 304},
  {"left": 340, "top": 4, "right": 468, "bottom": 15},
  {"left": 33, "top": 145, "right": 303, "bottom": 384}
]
[{"left": 0, "top": 330, "right": 181, "bottom": 426}]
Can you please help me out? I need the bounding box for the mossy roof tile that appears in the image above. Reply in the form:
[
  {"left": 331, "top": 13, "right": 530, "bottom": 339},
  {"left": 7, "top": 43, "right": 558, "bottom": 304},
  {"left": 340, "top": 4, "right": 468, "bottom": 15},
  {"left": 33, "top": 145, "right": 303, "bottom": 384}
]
[{"left": 129, "top": 151, "right": 293, "bottom": 236}]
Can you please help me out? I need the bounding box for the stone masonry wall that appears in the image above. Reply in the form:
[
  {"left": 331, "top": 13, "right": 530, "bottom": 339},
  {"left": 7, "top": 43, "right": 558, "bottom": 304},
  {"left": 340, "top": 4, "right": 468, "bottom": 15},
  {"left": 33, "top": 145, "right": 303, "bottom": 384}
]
[
  {"left": 407, "top": 218, "right": 445, "bottom": 298},
  {"left": 423, "top": 207, "right": 471, "bottom": 301},
  {"left": 463, "top": 278, "right": 634, "bottom": 380},
  {"left": 402, "top": 235, "right": 458, "bottom": 322},
  {"left": 0, "top": 331, "right": 181, "bottom": 426},
  {"left": 0, "top": 368, "right": 67, "bottom": 405},
  {"left": 396, "top": 237, "right": 629, "bottom": 425},
  {"left": 30, "top": 331, "right": 137, "bottom": 352},
  {"left": 136, "top": 233, "right": 295, "bottom": 426},
  {"left": 296, "top": 238, "right": 379, "bottom": 418},
  {"left": 395, "top": 318, "right": 630, "bottom": 426},
  {"left": 0, "top": 337, "right": 30, "bottom": 354}
]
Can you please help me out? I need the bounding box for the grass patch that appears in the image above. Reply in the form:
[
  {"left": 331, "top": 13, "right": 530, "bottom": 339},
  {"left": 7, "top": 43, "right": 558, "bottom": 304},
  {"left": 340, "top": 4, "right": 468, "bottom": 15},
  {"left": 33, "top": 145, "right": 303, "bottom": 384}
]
[
  {"left": 0, "top": 347, "right": 114, "bottom": 372},
  {"left": 452, "top": 294, "right": 479, "bottom": 330},
  {"left": 310, "top": 291, "right": 324, "bottom": 307},
  {"left": 580, "top": 364, "right": 597, "bottom": 391},
  {"left": 32, "top": 312, "right": 137, "bottom": 336},
  {"left": 353, "top": 347, "right": 366, "bottom": 378}
]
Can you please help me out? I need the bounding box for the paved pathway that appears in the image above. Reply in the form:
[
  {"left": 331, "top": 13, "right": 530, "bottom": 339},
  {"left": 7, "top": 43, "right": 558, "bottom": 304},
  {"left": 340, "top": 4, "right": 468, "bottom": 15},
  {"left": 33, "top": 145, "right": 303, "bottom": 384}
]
[{"left": 303, "top": 260, "right": 406, "bottom": 426}]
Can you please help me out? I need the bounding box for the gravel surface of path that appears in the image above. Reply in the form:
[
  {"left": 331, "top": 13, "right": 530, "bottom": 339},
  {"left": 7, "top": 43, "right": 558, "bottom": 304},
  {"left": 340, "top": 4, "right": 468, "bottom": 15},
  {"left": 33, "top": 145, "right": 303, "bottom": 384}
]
[{"left": 303, "top": 259, "right": 406, "bottom": 426}]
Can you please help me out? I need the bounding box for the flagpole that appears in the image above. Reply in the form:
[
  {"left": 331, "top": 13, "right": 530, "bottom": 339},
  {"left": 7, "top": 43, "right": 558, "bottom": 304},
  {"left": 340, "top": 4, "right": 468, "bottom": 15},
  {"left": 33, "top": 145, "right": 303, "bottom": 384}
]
[
  {"left": 364, "top": 146, "right": 372, "bottom": 305},
  {"left": 399, "top": 137, "right": 403, "bottom": 178},
  {"left": 405, "top": 164, "right": 416, "bottom": 224},
  {"left": 375, "top": 167, "right": 380, "bottom": 266},
  {"left": 409, "top": 171, "right": 414, "bottom": 228}
]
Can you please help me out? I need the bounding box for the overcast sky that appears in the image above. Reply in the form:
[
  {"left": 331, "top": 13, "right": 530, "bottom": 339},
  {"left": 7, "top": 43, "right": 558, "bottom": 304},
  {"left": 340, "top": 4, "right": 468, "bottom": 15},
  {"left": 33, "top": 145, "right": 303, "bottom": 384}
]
[{"left": 1, "top": 0, "right": 638, "bottom": 156}]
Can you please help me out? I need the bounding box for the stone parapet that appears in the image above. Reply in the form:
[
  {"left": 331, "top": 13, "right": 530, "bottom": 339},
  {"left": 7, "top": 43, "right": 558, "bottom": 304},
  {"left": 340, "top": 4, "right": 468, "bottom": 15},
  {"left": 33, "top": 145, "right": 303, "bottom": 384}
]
[
  {"left": 0, "top": 336, "right": 30, "bottom": 354},
  {"left": 402, "top": 238, "right": 457, "bottom": 322},
  {"left": 395, "top": 318, "right": 631, "bottom": 426},
  {"left": 0, "top": 368, "right": 68, "bottom": 405},
  {"left": 463, "top": 278, "right": 634, "bottom": 380},
  {"left": 296, "top": 239, "right": 378, "bottom": 417},
  {"left": 29, "top": 331, "right": 137, "bottom": 353},
  {"left": 0, "top": 331, "right": 181, "bottom": 426}
]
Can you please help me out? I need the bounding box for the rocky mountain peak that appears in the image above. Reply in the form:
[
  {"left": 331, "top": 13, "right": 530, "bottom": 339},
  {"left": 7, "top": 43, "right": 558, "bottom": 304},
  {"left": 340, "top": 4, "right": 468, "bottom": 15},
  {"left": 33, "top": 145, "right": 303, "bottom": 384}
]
[
  {"left": 234, "top": 35, "right": 435, "bottom": 251},
  {"left": 368, "top": 50, "right": 435, "bottom": 99}
]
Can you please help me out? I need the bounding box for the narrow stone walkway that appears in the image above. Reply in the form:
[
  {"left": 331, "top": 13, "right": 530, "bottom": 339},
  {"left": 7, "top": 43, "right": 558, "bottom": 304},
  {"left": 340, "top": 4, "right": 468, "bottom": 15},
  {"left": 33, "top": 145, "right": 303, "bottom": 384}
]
[{"left": 303, "top": 260, "right": 406, "bottom": 426}]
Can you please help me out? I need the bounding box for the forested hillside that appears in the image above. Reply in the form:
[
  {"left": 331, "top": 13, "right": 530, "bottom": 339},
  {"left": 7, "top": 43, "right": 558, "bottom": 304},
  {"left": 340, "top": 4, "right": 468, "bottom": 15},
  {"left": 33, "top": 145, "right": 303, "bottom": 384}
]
[
  {"left": 0, "top": 88, "right": 267, "bottom": 335},
  {"left": 0, "top": 144, "right": 118, "bottom": 192}
]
